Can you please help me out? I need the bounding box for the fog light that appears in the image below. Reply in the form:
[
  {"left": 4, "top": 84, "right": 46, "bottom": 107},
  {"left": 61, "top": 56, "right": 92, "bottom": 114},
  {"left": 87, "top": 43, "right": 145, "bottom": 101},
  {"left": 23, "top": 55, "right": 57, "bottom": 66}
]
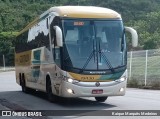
[
  {"left": 120, "top": 88, "right": 124, "bottom": 92},
  {"left": 67, "top": 89, "right": 74, "bottom": 94}
]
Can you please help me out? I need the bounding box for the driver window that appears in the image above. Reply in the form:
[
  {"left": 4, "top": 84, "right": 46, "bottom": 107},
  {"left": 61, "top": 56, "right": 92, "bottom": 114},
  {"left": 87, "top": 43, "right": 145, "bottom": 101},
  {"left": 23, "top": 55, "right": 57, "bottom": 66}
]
[
  {"left": 65, "top": 28, "right": 79, "bottom": 42},
  {"left": 96, "top": 27, "right": 108, "bottom": 50}
]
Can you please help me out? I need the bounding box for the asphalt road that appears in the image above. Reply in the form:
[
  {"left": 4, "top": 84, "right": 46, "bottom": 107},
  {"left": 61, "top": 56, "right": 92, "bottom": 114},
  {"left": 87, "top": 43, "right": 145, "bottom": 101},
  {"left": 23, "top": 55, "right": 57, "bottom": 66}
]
[{"left": 0, "top": 71, "right": 160, "bottom": 119}]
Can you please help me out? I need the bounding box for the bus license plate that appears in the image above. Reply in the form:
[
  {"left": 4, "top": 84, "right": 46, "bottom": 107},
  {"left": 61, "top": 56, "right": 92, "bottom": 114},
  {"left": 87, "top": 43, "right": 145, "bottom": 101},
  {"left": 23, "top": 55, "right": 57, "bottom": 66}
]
[{"left": 92, "top": 89, "right": 103, "bottom": 94}]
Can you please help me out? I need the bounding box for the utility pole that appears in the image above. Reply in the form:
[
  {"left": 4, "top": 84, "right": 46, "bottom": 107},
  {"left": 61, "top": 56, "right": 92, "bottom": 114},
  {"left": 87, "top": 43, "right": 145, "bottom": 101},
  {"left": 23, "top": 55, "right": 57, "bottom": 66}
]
[{"left": 3, "top": 55, "right": 5, "bottom": 71}]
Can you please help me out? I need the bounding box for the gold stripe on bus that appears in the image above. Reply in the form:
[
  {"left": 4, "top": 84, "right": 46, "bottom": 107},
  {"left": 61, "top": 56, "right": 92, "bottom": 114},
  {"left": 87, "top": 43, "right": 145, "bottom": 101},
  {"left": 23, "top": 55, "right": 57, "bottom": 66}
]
[{"left": 69, "top": 72, "right": 112, "bottom": 82}]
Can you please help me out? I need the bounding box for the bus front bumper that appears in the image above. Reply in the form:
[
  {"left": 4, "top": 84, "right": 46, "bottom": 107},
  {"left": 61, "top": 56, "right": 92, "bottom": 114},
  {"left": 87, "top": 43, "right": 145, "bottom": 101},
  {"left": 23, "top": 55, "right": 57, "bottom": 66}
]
[{"left": 60, "top": 80, "right": 127, "bottom": 97}]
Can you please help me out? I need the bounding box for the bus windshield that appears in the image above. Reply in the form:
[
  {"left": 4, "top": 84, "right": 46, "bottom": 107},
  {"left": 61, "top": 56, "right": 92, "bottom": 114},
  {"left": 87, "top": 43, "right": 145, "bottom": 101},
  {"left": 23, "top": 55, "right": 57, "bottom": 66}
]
[{"left": 62, "top": 19, "right": 126, "bottom": 73}]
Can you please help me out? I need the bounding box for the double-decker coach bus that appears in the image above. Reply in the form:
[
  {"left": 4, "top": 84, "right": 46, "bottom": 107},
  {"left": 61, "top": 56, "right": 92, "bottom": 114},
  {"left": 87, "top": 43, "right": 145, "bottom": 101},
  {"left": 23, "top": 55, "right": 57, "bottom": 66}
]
[{"left": 15, "top": 6, "right": 138, "bottom": 102}]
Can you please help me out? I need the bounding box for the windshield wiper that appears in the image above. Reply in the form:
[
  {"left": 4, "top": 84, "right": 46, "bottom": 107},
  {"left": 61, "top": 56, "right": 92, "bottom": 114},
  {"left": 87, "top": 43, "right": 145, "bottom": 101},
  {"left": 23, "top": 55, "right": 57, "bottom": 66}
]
[
  {"left": 100, "top": 52, "right": 115, "bottom": 73},
  {"left": 79, "top": 38, "right": 115, "bottom": 74},
  {"left": 98, "top": 38, "right": 115, "bottom": 73},
  {"left": 79, "top": 21, "right": 96, "bottom": 73},
  {"left": 79, "top": 38, "right": 96, "bottom": 73},
  {"left": 79, "top": 50, "right": 95, "bottom": 73}
]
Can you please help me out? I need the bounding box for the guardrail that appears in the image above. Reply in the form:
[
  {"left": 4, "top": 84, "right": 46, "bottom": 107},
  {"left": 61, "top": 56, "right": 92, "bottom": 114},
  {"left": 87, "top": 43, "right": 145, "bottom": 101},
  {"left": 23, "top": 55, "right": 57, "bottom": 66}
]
[
  {"left": 0, "top": 67, "right": 15, "bottom": 72},
  {"left": 127, "top": 49, "right": 160, "bottom": 88}
]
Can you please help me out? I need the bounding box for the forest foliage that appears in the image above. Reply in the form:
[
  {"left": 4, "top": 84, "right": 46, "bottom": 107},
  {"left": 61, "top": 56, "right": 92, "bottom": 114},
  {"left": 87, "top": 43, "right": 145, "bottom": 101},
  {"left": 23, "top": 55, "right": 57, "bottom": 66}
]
[{"left": 0, "top": 0, "right": 160, "bottom": 65}]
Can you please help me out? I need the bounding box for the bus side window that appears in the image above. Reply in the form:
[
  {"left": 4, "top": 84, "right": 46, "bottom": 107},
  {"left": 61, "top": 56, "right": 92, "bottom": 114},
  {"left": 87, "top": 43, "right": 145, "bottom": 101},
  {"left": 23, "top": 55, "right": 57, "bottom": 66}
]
[
  {"left": 32, "top": 50, "right": 41, "bottom": 64},
  {"left": 34, "top": 50, "right": 41, "bottom": 61}
]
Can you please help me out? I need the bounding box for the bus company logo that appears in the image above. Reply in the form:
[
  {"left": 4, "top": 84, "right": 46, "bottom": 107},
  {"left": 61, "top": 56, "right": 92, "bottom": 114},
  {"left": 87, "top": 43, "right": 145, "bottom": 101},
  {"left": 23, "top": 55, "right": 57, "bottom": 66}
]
[
  {"left": 95, "top": 82, "right": 100, "bottom": 87},
  {"left": 2, "top": 111, "right": 11, "bottom": 116},
  {"left": 90, "top": 71, "right": 106, "bottom": 74}
]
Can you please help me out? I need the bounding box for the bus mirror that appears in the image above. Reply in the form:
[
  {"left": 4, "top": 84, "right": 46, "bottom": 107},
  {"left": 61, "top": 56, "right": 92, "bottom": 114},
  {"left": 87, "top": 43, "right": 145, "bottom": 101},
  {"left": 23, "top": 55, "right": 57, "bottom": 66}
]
[
  {"left": 54, "top": 26, "right": 63, "bottom": 47},
  {"left": 125, "top": 27, "right": 138, "bottom": 47}
]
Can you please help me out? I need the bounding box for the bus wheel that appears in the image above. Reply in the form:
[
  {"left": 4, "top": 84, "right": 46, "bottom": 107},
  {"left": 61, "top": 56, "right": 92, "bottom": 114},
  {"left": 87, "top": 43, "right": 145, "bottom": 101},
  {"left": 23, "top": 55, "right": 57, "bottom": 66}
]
[
  {"left": 46, "top": 79, "right": 57, "bottom": 102},
  {"left": 95, "top": 97, "right": 108, "bottom": 102}
]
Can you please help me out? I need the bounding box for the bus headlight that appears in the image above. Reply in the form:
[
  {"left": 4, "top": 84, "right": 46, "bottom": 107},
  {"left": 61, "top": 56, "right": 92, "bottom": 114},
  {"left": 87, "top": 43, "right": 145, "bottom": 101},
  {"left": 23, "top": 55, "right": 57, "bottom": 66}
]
[
  {"left": 120, "top": 77, "right": 126, "bottom": 82},
  {"left": 64, "top": 78, "right": 79, "bottom": 84},
  {"left": 115, "top": 77, "right": 126, "bottom": 82},
  {"left": 68, "top": 78, "right": 73, "bottom": 83}
]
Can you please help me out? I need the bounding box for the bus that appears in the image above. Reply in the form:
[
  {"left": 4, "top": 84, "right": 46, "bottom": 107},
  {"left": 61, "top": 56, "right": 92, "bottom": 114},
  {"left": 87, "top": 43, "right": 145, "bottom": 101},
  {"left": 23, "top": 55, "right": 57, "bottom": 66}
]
[{"left": 15, "top": 6, "right": 138, "bottom": 102}]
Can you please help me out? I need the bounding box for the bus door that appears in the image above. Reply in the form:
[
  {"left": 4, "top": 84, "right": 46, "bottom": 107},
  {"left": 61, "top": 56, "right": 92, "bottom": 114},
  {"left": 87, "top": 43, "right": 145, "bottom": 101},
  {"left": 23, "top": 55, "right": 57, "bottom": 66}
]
[
  {"left": 54, "top": 47, "right": 61, "bottom": 67},
  {"left": 52, "top": 47, "right": 61, "bottom": 95}
]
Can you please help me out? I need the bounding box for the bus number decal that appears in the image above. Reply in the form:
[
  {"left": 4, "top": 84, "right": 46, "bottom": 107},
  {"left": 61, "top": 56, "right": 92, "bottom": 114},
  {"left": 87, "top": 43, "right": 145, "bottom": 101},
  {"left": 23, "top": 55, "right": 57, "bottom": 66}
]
[
  {"left": 81, "top": 77, "right": 95, "bottom": 80},
  {"left": 74, "top": 22, "right": 84, "bottom": 26}
]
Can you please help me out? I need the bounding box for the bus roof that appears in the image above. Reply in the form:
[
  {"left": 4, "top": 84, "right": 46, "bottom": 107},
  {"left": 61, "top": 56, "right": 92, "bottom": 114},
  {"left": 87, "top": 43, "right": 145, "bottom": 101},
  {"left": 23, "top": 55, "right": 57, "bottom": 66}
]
[
  {"left": 18, "top": 6, "right": 121, "bottom": 36},
  {"left": 41, "top": 6, "right": 121, "bottom": 19}
]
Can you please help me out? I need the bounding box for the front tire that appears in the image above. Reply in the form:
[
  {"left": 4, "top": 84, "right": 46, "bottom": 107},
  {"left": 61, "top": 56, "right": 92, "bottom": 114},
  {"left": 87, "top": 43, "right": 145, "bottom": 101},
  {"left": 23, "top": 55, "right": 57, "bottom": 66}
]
[
  {"left": 46, "top": 79, "right": 57, "bottom": 102},
  {"left": 95, "top": 97, "right": 108, "bottom": 102}
]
